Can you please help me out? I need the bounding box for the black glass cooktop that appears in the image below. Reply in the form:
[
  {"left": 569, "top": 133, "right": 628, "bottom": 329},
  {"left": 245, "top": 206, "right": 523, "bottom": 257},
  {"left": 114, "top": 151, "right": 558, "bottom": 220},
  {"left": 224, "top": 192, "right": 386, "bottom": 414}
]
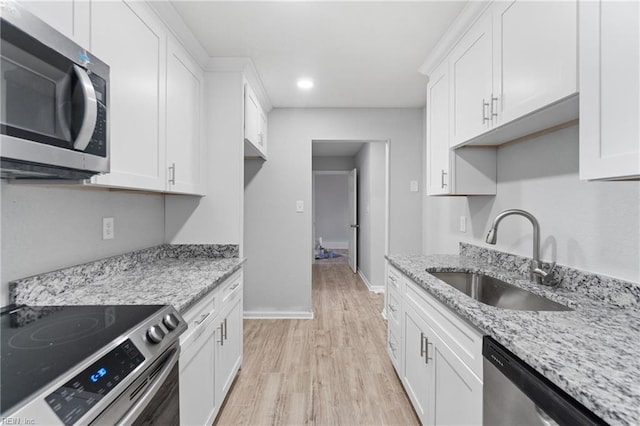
[{"left": 0, "top": 304, "right": 163, "bottom": 415}]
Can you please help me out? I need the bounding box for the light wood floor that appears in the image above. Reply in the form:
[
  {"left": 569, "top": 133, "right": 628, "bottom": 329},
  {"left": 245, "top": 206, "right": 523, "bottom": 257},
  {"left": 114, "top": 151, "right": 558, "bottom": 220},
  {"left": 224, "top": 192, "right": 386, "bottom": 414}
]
[{"left": 215, "top": 262, "right": 419, "bottom": 426}]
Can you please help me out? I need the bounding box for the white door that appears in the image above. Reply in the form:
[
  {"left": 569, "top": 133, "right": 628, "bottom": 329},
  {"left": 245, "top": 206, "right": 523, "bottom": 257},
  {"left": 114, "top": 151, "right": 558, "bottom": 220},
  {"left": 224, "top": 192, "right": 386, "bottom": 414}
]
[{"left": 347, "top": 168, "right": 358, "bottom": 273}]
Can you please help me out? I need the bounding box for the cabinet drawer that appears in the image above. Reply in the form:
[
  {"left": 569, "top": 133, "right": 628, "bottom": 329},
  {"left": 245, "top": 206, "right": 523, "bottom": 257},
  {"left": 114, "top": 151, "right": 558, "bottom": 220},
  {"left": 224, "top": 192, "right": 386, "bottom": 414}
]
[
  {"left": 387, "top": 265, "right": 403, "bottom": 293},
  {"left": 181, "top": 291, "right": 218, "bottom": 346},
  {"left": 405, "top": 280, "right": 483, "bottom": 378},
  {"left": 387, "top": 287, "right": 402, "bottom": 334},
  {"left": 221, "top": 270, "right": 243, "bottom": 305},
  {"left": 387, "top": 326, "right": 401, "bottom": 374}
]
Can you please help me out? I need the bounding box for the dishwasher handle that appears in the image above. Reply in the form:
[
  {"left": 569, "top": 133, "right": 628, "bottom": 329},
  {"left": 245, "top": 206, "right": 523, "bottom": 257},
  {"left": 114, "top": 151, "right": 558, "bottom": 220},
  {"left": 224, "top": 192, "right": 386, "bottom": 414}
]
[{"left": 483, "top": 337, "right": 607, "bottom": 426}]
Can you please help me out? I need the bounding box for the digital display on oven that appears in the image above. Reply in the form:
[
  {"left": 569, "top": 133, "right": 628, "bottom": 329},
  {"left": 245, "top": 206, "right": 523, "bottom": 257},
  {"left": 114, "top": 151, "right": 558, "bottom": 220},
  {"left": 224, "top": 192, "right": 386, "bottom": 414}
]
[{"left": 45, "top": 339, "right": 145, "bottom": 426}]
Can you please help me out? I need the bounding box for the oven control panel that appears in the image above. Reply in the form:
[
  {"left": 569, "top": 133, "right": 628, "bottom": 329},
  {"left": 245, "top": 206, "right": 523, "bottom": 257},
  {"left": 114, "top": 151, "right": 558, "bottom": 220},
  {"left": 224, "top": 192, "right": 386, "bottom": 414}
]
[{"left": 45, "top": 339, "right": 145, "bottom": 425}]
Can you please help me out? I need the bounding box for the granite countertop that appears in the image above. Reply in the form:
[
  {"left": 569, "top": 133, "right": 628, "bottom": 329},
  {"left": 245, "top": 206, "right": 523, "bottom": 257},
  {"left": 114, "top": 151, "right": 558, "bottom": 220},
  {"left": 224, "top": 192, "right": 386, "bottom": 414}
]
[
  {"left": 10, "top": 244, "right": 245, "bottom": 314},
  {"left": 387, "top": 243, "right": 640, "bottom": 426}
]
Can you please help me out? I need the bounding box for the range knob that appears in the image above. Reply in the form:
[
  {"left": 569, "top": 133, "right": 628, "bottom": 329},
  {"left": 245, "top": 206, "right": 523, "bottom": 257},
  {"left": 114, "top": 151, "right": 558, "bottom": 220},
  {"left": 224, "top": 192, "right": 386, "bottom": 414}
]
[
  {"left": 146, "top": 325, "right": 165, "bottom": 344},
  {"left": 163, "top": 313, "right": 180, "bottom": 331}
]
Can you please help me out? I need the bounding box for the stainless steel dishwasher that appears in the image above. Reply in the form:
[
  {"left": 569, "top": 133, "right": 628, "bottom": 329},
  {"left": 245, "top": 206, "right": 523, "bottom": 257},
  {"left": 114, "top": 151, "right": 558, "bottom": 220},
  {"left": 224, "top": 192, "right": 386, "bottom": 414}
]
[{"left": 483, "top": 336, "right": 607, "bottom": 426}]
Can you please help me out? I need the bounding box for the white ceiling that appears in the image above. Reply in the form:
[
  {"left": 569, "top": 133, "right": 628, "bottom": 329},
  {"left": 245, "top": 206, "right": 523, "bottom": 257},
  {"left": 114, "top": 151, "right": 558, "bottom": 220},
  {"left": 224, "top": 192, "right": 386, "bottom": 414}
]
[
  {"left": 312, "top": 141, "right": 365, "bottom": 157},
  {"left": 171, "top": 1, "right": 467, "bottom": 108}
]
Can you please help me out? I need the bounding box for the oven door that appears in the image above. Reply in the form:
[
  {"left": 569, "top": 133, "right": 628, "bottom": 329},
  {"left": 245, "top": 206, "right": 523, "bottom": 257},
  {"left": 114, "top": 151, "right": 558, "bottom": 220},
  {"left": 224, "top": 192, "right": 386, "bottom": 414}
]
[{"left": 91, "top": 345, "right": 180, "bottom": 426}]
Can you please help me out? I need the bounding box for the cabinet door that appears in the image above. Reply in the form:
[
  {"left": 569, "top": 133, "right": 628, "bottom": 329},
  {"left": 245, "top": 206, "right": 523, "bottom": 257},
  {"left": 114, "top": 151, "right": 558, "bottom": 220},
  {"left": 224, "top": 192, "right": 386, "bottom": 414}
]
[
  {"left": 258, "top": 107, "right": 268, "bottom": 153},
  {"left": 493, "top": 0, "right": 577, "bottom": 125},
  {"left": 166, "top": 38, "right": 204, "bottom": 195},
  {"left": 90, "top": 1, "right": 166, "bottom": 191},
  {"left": 244, "top": 86, "right": 260, "bottom": 146},
  {"left": 179, "top": 319, "right": 216, "bottom": 426},
  {"left": 450, "top": 10, "right": 493, "bottom": 146},
  {"left": 402, "top": 306, "right": 430, "bottom": 423},
  {"left": 426, "top": 61, "right": 451, "bottom": 195},
  {"left": 428, "top": 326, "right": 482, "bottom": 426},
  {"left": 216, "top": 297, "right": 243, "bottom": 398},
  {"left": 579, "top": 0, "right": 640, "bottom": 180}
]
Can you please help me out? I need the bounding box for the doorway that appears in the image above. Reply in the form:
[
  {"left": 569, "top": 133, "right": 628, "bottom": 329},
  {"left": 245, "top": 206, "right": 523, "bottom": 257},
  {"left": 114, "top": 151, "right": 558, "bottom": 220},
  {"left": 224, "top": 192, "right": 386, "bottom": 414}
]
[{"left": 311, "top": 140, "right": 389, "bottom": 293}]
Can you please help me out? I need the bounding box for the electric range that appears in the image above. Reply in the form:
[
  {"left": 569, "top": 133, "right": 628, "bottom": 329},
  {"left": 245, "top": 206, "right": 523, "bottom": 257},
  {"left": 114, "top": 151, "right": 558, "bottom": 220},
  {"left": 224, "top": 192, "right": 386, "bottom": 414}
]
[{"left": 0, "top": 304, "right": 186, "bottom": 425}]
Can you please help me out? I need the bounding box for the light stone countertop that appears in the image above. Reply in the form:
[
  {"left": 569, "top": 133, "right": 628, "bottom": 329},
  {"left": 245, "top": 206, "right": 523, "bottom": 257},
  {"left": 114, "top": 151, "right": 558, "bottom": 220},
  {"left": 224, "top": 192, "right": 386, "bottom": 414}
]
[
  {"left": 387, "top": 244, "right": 640, "bottom": 426},
  {"left": 10, "top": 244, "right": 245, "bottom": 314}
]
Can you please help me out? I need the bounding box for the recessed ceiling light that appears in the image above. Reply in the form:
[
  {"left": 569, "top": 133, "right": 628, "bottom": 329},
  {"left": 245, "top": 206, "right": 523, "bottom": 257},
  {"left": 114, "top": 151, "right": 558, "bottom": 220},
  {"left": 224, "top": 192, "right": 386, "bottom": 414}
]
[{"left": 297, "top": 78, "right": 314, "bottom": 90}]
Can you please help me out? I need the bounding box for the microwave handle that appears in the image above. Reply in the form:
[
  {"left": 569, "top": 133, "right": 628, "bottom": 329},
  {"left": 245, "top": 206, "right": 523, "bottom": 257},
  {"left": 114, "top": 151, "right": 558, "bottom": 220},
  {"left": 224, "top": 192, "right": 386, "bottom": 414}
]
[{"left": 72, "top": 64, "right": 98, "bottom": 151}]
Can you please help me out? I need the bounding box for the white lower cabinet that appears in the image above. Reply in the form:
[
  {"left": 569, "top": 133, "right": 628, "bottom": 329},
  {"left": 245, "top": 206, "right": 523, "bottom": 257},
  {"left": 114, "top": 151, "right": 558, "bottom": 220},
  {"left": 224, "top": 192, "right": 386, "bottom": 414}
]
[
  {"left": 388, "top": 264, "right": 483, "bottom": 425},
  {"left": 179, "top": 270, "right": 243, "bottom": 425},
  {"left": 215, "top": 296, "right": 243, "bottom": 398}
]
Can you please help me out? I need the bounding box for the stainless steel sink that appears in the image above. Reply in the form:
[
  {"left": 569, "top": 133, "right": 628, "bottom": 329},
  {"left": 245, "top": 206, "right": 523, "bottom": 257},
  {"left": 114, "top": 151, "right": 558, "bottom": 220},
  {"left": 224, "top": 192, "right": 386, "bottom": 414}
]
[{"left": 429, "top": 271, "right": 572, "bottom": 311}]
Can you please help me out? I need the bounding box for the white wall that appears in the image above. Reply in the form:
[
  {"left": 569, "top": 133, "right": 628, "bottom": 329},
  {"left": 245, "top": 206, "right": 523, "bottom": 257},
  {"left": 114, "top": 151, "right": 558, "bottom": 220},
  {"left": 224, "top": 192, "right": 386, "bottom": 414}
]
[
  {"left": 1, "top": 182, "right": 165, "bottom": 305},
  {"left": 165, "top": 72, "right": 244, "bottom": 247},
  {"left": 355, "top": 143, "right": 386, "bottom": 289},
  {"left": 424, "top": 124, "right": 640, "bottom": 283},
  {"left": 312, "top": 156, "right": 355, "bottom": 171},
  {"left": 244, "top": 108, "right": 423, "bottom": 316},
  {"left": 314, "top": 173, "right": 349, "bottom": 248}
]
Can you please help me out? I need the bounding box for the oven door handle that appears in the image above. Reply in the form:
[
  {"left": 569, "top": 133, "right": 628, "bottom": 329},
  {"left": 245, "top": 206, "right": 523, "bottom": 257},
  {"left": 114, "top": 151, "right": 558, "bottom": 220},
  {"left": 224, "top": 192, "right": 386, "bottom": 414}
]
[
  {"left": 72, "top": 64, "right": 98, "bottom": 151},
  {"left": 115, "top": 347, "right": 180, "bottom": 425}
]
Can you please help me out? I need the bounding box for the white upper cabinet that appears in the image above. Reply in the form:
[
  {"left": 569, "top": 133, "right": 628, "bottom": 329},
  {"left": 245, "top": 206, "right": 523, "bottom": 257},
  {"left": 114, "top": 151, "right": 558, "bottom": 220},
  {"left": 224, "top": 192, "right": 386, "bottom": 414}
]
[
  {"left": 579, "top": 0, "right": 640, "bottom": 180},
  {"left": 244, "top": 83, "right": 267, "bottom": 159},
  {"left": 426, "top": 58, "right": 496, "bottom": 196},
  {"left": 90, "top": 0, "right": 167, "bottom": 191},
  {"left": 429, "top": 0, "right": 578, "bottom": 149},
  {"left": 20, "top": 1, "right": 90, "bottom": 47},
  {"left": 493, "top": 0, "right": 577, "bottom": 126},
  {"left": 450, "top": 10, "right": 494, "bottom": 147},
  {"left": 426, "top": 61, "right": 452, "bottom": 195},
  {"left": 166, "top": 38, "right": 205, "bottom": 195}
]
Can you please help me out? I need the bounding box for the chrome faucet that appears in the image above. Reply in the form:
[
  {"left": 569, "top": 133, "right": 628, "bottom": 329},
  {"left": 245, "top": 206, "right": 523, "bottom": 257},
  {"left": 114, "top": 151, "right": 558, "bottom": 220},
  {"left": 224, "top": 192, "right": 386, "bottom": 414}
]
[{"left": 486, "top": 209, "right": 557, "bottom": 285}]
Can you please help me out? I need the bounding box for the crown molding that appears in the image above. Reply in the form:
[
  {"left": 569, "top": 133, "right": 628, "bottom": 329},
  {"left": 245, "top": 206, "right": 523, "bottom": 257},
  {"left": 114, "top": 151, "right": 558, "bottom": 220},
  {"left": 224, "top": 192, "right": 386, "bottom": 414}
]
[{"left": 418, "top": 0, "right": 491, "bottom": 79}]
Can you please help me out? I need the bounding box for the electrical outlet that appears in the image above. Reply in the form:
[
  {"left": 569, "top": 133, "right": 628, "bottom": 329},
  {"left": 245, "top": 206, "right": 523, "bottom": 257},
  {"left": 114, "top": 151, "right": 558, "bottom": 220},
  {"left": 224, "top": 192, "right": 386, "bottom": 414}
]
[
  {"left": 459, "top": 216, "right": 467, "bottom": 233},
  {"left": 296, "top": 200, "right": 304, "bottom": 213},
  {"left": 103, "top": 217, "right": 114, "bottom": 240},
  {"left": 410, "top": 180, "right": 419, "bottom": 192}
]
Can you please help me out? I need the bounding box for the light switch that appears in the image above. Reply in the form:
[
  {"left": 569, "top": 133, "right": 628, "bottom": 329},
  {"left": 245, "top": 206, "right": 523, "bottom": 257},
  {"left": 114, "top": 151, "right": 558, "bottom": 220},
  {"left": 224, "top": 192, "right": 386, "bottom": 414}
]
[
  {"left": 410, "top": 180, "right": 419, "bottom": 192},
  {"left": 296, "top": 200, "right": 304, "bottom": 213},
  {"left": 459, "top": 216, "right": 467, "bottom": 233}
]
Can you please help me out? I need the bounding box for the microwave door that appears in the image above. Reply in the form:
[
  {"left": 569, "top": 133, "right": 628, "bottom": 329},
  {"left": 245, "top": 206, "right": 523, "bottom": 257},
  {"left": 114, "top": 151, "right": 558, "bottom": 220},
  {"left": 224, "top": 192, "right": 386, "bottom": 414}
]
[{"left": 70, "top": 64, "right": 97, "bottom": 151}]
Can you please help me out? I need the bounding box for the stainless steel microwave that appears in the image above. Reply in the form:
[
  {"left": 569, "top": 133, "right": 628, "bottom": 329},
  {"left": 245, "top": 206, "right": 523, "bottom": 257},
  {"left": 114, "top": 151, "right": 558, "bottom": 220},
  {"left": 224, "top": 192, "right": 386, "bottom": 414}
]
[{"left": 0, "top": 1, "right": 109, "bottom": 180}]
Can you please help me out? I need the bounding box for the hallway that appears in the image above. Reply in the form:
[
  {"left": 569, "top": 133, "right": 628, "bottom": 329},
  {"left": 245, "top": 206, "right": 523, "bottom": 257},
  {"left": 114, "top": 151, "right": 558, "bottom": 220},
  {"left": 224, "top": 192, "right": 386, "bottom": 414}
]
[{"left": 215, "top": 262, "right": 418, "bottom": 425}]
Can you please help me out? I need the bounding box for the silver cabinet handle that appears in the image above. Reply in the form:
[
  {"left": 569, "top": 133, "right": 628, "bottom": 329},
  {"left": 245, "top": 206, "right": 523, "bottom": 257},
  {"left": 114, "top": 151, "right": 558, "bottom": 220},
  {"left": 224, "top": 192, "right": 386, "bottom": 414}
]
[
  {"left": 482, "top": 98, "right": 490, "bottom": 123},
  {"left": 420, "top": 332, "right": 426, "bottom": 358},
  {"left": 441, "top": 169, "right": 448, "bottom": 188},
  {"left": 71, "top": 65, "right": 98, "bottom": 151},
  {"left": 425, "top": 338, "right": 433, "bottom": 364},
  {"left": 217, "top": 323, "right": 224, "bottom": 346},
  {"left": 194, "top": 312, "right": 210, "bottom": 325},
  {"left": 230, "top": 282, "right": 240, "bottom": 291},
  {"left": 491, "top": 95, "right": 499, "bottom": 119},
  {"left": 168, "top": 163, "right": 176, "bottom": 185},
  {"left": 388, "top": 304, "right": 396, "bottom": 313},
  {"left": 223, "top": 317, "right": 228, "bottom": 341},
  {"left": 388, "top": 275, "right": 397, "bottom": 283}
]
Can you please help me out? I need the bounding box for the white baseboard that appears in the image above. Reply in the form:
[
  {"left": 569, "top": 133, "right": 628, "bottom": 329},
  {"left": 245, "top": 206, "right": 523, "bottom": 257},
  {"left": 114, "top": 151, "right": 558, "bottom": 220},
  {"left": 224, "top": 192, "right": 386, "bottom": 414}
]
[
  {"left": 243, "top": 311, "right": 314, "bottom": 319},
  {"left": 357, "top": 269, "right": 385, "bottom": 293},
  {"left": 323, "top": 241, "right": 348, "bottom": 249}
]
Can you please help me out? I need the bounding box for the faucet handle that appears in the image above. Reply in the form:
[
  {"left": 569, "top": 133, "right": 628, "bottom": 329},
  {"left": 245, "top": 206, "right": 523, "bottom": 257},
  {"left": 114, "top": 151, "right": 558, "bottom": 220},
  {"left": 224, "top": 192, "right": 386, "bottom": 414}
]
[{"left": 533, "top": 262, "right": 559, "bottom": 286}]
